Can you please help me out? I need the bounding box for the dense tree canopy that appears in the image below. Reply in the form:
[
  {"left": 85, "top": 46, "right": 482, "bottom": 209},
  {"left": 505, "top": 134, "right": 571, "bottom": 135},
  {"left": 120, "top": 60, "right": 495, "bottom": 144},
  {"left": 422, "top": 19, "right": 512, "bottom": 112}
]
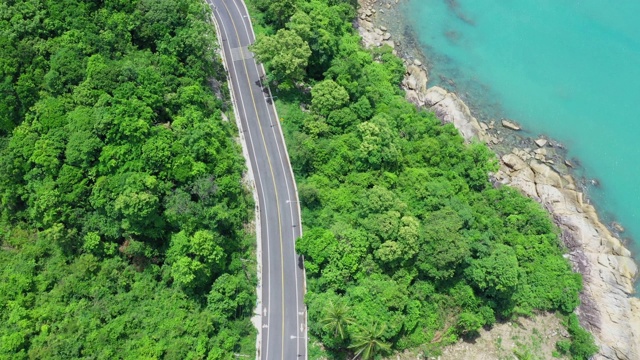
[
  {"left": 251, "top": 29, "right": 311, "bottom": 89},
  {"left": 248, "top": 0, "right": 596, "bottom": 359},
  {"left": 0, "top": 0, "right": 256, "bottom": 358}
]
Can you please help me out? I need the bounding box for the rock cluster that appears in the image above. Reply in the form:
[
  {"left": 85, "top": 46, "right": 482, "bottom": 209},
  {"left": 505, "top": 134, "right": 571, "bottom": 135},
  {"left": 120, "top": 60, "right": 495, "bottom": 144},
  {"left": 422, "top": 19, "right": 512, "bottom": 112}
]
[
  {"left": 357, "top": 0, "right": 640, "bottom": 359},
  {"left": 357, "top": 1, "right": 396, "bottom": 50}
]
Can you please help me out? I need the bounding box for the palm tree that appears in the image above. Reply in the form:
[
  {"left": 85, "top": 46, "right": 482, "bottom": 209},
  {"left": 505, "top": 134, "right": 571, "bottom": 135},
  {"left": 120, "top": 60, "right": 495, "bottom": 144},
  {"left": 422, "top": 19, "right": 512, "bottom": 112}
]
[
  {"left": 349, "top": 322, "right": 391, "bottom": 360},
  {"left": 319, "top": 300, "right": 355, "bottom": 340}
]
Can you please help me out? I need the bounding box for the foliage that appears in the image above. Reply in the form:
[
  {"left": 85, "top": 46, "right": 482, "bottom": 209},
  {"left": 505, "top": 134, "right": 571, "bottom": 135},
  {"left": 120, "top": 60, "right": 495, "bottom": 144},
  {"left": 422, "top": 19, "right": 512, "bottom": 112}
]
[
  {"left": 555, "top": 314, "right": 598, "bottom": 360},
  {"left": 251, "top": 29, "right": 311, "bottom": 90},
  {"left": 311, "top": 79, "right": 350, "bottom": 117},
  {"left": 247, "top": 0, "right": 594, "bottom": 359},
  {"left": 0, "top": 0, "right": 256, "bottom": 358},
  {"left": 349, "top": 322, "right": 391, "bottom": 360}
]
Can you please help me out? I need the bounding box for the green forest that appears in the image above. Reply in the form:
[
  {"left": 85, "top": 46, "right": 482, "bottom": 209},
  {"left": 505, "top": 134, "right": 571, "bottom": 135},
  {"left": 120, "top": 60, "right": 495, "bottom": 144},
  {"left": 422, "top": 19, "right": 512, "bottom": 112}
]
[
  {"left": 0, "top": 0, "right": 257, "bottom": 358},
  {"left": 247, "top": 0, "right": 597, "bottom": 359}
]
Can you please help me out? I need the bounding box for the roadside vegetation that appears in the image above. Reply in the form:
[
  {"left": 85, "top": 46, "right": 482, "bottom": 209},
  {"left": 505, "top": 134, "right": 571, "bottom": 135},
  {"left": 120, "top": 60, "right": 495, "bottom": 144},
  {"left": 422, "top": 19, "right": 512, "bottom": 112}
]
[
  {"left": 0, "top": 0, "right": 256, "bottom": 358},
  {"left": 247, "top": 0, "right": 598, "bottom": 359}
]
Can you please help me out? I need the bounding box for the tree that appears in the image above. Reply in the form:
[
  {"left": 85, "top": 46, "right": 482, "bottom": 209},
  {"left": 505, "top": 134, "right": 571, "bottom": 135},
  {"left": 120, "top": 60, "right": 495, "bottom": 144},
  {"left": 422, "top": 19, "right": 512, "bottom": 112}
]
[
  {"left": 265, "top": 0, "right": 297, "bottom": 29},
  {"left": 320, "top": 300, "right": 354, "bottom": 340},
  {"left": 166, "top": 230, "right": 226, "bottom": 291},
  {"left": 295, "top": 228, "right": 339, "bottom": 276},
  {"left": 417, "top": 207, "right": 471, "bottom": 280},
  {"left": 251, "top": 29, "right": 311, "bottom": 89},
  {"left": 356, "top": 115, "right": 401, "bottom": 171},
  {"left": 466, "top": 243, "right": 519, "bottom": 297},
  {"left": 207, "top": 273, "right": 255, "bottom": 322},
  {"left": 349, "top": 323, "right": 391, "bottom": 360},
  {"left": 456, "top": 311, "right": 483, "bottom": 337},
  {"left": 311, "top": 79, "right": 350, "bottom": 117}
]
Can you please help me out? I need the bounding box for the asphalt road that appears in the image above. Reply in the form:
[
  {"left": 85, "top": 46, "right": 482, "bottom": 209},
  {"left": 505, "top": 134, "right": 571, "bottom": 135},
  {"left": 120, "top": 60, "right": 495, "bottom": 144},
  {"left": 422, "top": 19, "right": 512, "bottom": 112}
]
[{"left": 208, "top": 1, "right": 307, "bottom": 359}]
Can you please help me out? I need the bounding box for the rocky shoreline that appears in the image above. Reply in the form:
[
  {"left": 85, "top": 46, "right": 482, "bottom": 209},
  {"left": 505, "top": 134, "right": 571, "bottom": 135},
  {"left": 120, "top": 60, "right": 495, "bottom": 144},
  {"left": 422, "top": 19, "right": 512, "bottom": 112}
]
[{"left": 356, "top": 1, "right": 640, "bottom": 359}]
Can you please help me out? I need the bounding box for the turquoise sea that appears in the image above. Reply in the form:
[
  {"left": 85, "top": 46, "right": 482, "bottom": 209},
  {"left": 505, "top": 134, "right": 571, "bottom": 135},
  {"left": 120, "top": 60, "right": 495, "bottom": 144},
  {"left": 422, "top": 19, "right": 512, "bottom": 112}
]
[{"left": 403, "top": 0, "right": 640, "bottom": 290}]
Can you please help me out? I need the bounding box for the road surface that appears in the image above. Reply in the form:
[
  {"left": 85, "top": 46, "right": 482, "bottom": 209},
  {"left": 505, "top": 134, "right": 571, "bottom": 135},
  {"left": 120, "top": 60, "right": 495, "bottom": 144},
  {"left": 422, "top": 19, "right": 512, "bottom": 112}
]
[{"left": 208, "top": 1, "right": 307, "bottom": 359}]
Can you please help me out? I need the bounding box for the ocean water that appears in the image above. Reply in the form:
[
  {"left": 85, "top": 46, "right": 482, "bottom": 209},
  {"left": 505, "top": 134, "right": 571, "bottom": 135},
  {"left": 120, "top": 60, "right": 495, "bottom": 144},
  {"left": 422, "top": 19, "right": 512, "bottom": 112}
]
[{"left": 403, "top": 0, "right": 640, "bottom": 290}]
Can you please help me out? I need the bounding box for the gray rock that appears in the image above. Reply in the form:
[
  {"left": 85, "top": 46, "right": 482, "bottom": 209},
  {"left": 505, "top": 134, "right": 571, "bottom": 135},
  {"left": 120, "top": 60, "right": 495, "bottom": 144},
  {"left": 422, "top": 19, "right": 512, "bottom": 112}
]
[
  {"left": 502, "top": 153, "right": 528, "bottom": 171},
  {"left": 612, "top": 222, "right": 625, "bottom": 233},
  {"left": 425, "top": 86, "right": 489, "bottom": 143},
  {"left": 403, "top": 65, "right": 427, "bottom": 94},
  {"left": 534, "top": 148, "right": 547, "bottom": 156},
  {"left": 501, "top": 119, "right": 521, "bottom": 130},
  {"left": 535, "top": 138, "right": 548, "bottom": 147}
]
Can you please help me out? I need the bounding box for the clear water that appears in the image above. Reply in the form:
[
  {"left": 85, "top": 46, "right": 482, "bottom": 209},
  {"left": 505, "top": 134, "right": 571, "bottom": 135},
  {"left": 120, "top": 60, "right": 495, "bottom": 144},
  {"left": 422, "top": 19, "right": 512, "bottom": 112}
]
[{"left": 403, "top": 0, "right": 640, "bottom": 291}]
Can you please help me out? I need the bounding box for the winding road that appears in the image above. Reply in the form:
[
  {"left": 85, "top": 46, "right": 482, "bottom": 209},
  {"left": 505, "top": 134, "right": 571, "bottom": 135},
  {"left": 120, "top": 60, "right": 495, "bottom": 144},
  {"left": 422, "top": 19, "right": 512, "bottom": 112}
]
[{"left": 208, "top": 1, "right": 307, "bottom": 359}]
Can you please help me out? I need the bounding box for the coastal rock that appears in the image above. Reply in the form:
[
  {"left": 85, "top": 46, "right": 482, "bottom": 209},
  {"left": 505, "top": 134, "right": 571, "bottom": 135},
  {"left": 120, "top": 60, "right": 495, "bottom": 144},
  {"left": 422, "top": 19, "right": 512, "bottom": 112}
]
[
  {"left": 423, "top": 85, "right": 446, "bottom": 106},
  {"left": 424, "top": 86, "right": 489, "bottom": 143},
  {"left": 535, "top": 138, "right": 548, "bottom": 147},
  {"left": 500, "top": 152, "right": 640, "bottom": 360},
  {"left": 360, "top": 19, "right": 373, "bottom": 31},
  {"left": 612, "top": 222, "right": 625, "bottom": 233},
  {"left": 534, "top": 148, "right": 547, "bottom": 156},
  {"left": 510, "top": 167, "right": 538, "bottom": 198},
  {"left": 404, "top": 89, "right": 421, "bottom": 106},
  {"left": 530, "top": 160, "right": 565, "bottom": 188},
  {"left": 404, "top": 65, "right": 427, "bottom": 92},
  {"left": 501, "top": 119, "right": 521, "bottom": 130},
  {"left": 502, "top": 153, "right": 528, "bottom": 171}
]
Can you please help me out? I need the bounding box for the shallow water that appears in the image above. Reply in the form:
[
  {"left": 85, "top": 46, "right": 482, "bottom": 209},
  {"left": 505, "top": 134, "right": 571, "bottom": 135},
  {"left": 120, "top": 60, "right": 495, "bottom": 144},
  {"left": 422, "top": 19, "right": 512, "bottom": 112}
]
[{"left": 403, "top": 0, "right": 640, "bottom": 290}]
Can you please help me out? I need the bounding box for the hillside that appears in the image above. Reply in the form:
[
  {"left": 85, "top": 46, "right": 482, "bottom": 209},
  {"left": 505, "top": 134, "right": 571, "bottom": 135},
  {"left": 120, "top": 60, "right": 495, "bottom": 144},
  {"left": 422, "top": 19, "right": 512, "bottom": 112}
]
[
  {"left": 246, "top": 0, "right": 598, "bottom": 359},
  {"left": 0, "top": 0, "right": 256, "bottom": 358}
]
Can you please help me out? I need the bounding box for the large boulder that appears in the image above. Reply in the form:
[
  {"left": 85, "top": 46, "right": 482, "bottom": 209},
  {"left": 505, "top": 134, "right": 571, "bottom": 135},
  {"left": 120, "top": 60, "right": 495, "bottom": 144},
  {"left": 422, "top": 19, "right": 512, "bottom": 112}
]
[
  {"left": 502, "top": 153, "right": 528, "bottom": 171},
  {"left": 501, "top": 119, "right": 521, "bottom": 130},
  {"left": 402, "top": 65, "right": 428, "bottom": 95},
  {"left": 424, "top": 86, "right": 489, "bottom": 143}
]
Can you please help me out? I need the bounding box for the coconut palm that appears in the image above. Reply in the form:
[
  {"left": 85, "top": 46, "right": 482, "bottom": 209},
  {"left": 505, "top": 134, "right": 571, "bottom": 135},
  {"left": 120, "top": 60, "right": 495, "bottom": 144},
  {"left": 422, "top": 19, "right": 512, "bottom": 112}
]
[
  {"left": 349, "top": 322, "right": 391, "bottom": 360},
  {"left": 319, "top": 300, "right": 355, "bottom": 340}
]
